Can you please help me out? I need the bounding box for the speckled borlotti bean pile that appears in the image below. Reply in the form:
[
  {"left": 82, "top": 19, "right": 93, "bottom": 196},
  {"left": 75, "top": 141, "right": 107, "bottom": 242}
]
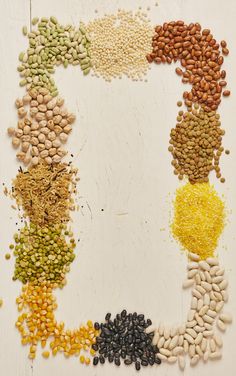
[{"left": 4, "top": 8, "right": 232, "bottom": 372}]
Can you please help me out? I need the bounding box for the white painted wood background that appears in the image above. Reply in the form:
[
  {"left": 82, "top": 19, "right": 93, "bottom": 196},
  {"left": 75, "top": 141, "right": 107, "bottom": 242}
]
[{"left": 0, "top": 0, "right": 235, "bottom": 375}]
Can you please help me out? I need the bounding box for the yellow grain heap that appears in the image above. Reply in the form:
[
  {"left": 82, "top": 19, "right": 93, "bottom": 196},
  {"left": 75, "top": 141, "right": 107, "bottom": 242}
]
[
  {"left": 171, "top": 182, "right": 225, "bottom": 259},
  {"left": 16, "top": 282, "right": 99, "bottom": 360}
]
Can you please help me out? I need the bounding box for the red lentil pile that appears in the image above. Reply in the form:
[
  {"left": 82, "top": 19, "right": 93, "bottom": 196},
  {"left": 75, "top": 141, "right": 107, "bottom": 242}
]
[{"left": 147, "top": 20, "right": 230, "bottom": 111}]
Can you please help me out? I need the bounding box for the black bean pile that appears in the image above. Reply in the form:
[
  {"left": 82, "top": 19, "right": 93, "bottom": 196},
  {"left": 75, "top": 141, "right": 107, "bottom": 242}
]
[{"left": 92, "top": 310, "right": 161, "bottom": 370}]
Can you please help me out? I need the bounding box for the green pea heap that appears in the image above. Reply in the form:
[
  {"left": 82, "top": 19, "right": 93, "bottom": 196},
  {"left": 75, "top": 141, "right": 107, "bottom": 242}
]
[
  {"left": 18, "top": 16, "right": 92, "bottom": 96},
  {"left": 12, "top": 223, "right": 76, "bottom": 286}
]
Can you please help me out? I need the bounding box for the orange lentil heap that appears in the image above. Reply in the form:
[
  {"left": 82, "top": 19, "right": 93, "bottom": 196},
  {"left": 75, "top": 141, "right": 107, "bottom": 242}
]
[{"left": 16, "top": 282, "right": 99, "bottom": 360}]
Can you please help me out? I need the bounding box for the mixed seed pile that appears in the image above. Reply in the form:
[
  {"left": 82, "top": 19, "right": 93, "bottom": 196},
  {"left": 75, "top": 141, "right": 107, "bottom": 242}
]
[{"left": 3, "top": 8, "right": 232, "bottom": 373}]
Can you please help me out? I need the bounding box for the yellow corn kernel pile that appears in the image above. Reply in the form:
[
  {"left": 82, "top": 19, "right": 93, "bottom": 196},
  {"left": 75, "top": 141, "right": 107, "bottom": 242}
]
[
  {"left": 15, "top": 282, "right": 99, "bottom": 360},
  {"left": 171, "top": 182, "right": 225, "bottom": 259}
]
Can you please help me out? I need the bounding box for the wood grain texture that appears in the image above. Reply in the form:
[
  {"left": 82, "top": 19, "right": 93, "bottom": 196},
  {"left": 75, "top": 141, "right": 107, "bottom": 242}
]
[{"left": 0, "top": 0, "right": 235, "bottom": 375}]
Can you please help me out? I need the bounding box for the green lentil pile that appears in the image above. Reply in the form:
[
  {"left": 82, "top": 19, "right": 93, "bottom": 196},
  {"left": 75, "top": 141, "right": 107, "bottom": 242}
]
[
  {"left": 18, "top": 17, "right": 91, "bottom": 95},
  {"left": 169, "top": 105, "right": 226, "bottom": 183},
  {"left": 12, "top": 223, "right": 76, "bottom": 285}
]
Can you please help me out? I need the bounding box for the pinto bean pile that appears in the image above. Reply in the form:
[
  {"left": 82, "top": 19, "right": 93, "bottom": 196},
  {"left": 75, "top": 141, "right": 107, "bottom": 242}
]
[{"left": 147, "top": 21, "right": 230, "bottom": 111}]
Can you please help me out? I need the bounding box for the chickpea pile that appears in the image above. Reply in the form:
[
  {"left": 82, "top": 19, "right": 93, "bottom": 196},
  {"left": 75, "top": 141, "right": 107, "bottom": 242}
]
[
  {"left": 8, "top": 88, "right": 75, "bottom": 166},
  {"left": 169, "top": 105, "right": 225, "bottom": 183}
]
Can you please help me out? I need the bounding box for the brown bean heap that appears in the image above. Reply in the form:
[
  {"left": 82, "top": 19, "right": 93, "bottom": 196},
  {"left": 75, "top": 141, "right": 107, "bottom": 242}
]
[
  {"left": 169, "top": 105, "right": 225, "bottom": 183},
  {"left": 147, "top": 21, "right": 230, "bottom": 111}
]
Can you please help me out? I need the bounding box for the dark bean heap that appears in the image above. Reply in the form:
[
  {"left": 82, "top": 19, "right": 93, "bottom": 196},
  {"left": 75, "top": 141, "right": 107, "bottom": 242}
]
[
  {"left": 147, "top": 21, "right": 230, "bottom": 111},
  {"left": 92, "top": 310, "right": 161, "bottom": 371}
]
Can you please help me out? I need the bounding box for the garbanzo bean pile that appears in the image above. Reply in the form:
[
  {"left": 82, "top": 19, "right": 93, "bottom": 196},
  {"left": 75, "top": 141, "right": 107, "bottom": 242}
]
[{"left": 3, "top": 8, "right": 232, "bottom": 373}]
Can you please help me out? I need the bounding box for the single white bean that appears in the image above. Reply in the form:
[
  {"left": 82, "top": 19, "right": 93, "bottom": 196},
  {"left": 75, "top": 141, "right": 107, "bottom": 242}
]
[
  {"left": 164, "top": 326, "right": 170, "bottom": 340},
  {"left": 188, "top": 269, "right": 198, "bottom": 279},
  {"left": 188, "top": 310, "right": 196, "bottom": 322},
  {"left": 189, "top": 344, "right": 195, "bottom": 357},
  {"left": 197, "top": 299, "right": 204, "bottom": 311},
  {"left": 206, "top": 257, "right": 219, "bottom": 266},
  {"left": 219, "top": 280, "right": 228, "bottom": 290},
  {"left": 201, "top": 337, "right": 207, "bottom": 352},
  {"left": 178, "top": 355, "right": 186, "bottom": 371},
  {"left": 203, "top": 293, "right": 210, "bottom": 306},
  {"left": 145, "top": 324, "right": 155, "bottom": 334},
  {"left": 188, "top": 262, "right": 199, "bottom": 270},
  {"left": 196, "top": 345, "right": 203, "bottom": 357},
  {"left": 158, "top": 336, "right": 165, "bottom": 348},
  {"left": 184, "top": 333, "right": 194, "bottom": 344},
  {"left": 172, "top": 346, "right": 183, "bottom": 356},
  {"left": 201, "top": 281, "right": 212, "bottom": 292},
  {"left": 213, "top": 334, "right": 223, "bottom": 348},
  {"left": 191, "top": 297, "right": 198, "bottom": 310},
  {"left": 169, "top": 335, "right": 179, "bottom": 350},
  {"left": 182, "top": 279, "right": 194, "bottom": 288},
  {"left": 209, "top": 351, "right": 222, "bottom": 360},
  {"left": 164, "top": 338, "right": 171, "bottom": 349},
  {"left": 199, "top": 261, "right": 210, "bottom": 271},
  {"left": 160, "top": 348, "right": 171, "bottom": 357},
  {"left": 152, "top": 330, "right": 160, "bottom": 346},
  {"left": 195, "top": 333, "right": 203, "bottom": 345},
  {"left": 167, "top": 356, "right": 177, "bottom": 364},
  {"left": 203, "top": 350, "right": 209, "bottom": 362},
  {"left": 219, "top": 313, "right": 232, "bottom": 324},
  {"left": 210, "top": 338, "right": 216, "bottom": 352},
  {"left": 199, "top": 305, "right": 209, "bottom": 317},
  {"left": 183, "top": 339, "right": 189, "bottom": 353},
  {"left": 190, "top": 354, "right": 199, "bottom": 366}
]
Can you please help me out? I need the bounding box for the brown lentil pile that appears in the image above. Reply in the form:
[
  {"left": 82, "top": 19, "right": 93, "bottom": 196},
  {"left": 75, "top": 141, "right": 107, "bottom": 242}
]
[
  {"left": 8, "top": 87, "right": 75, "bottom": 166},
  {"left": 147, "top": 21, "right": 230, "bottom": 111},
  {"left": 169, "top": 105, "right": 225, "bottom": 183},
  {"left": 12, "top": 162, "right": 78, "bottom": 225}
]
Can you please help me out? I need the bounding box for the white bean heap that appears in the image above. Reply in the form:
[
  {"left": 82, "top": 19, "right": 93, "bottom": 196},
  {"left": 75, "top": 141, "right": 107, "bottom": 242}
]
[{"left": 146, "top": 254, "right": 232, "bottom": 371}]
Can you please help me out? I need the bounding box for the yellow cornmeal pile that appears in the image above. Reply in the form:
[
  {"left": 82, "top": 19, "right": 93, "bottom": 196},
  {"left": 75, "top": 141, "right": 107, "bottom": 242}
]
[
  {"left": 16, "top": 282, "right": 98, "bottom": 360},
  {"left": 12, "top": 162, "right": 78, "bottom": 225},
  {"left": 171, "top": 183, "right": 225, "bottom": 259},
  {"left": 86, "top": 9, "right": 153, "bottom": 81}
]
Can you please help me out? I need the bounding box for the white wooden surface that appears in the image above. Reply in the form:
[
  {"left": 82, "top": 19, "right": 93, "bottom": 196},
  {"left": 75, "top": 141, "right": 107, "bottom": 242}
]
[{"left": 0, "top": 0, "right": 235, "bottom": 375}]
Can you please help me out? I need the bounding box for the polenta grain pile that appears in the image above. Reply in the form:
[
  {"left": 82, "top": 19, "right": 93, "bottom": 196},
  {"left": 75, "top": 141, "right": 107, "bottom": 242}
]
[
  {"left": 172, "top": 183, "right": 225, "bottom": 259},
  {"left": 12, "top": 162, "right": 78, "bottom": 225},
  {"left": 86, "top": 9, "right": 153, "bottom": 81},
  {"left": 169, "top": 105, "right": 226, "bottom": 183}
]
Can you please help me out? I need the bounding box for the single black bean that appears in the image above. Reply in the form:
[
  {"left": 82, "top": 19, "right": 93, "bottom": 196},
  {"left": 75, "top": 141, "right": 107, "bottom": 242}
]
[
  {"left": 105, "top": 313, "right": 111, "bottom": 321},
  {"left": 149, "top": 358, "right": 155, "bottom": 365},
  {"left": 108, "top": 355, "right": 114, "bottom": 363},
  {"left": 141, "top": 359, "right": 148, "bottom": 366},
  {"left": 92, "top": 344, "right": 98, "bottom": 351},
  {"left": 147, "top": 319, "right": 152, "bottom": 325},
  {"left": 121, "top": 309, "right": 127, "bottom": 318},
  {"left": 155, "top": 357, "right": 162, "bottom": 364},
  {"left": 99, "top": 355, "right": 105, "bottom": 364},
  {"left": 124, "top": 358, "right": 132, "bottom": 365},
  {"left": 135, "top": 361, "right": 141, "bottom": 371},
  {"left": 115, "top": 358, "right": 121, "bottom": 366},
  {"left": 94, "top": 322, "right": 100, "bottom": 330},
  {"left": 138, "top": 314, "right": 144, "bottom": 321},
  {"left": 93, "top": 356, "right": 99, "bottom": 366}
]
